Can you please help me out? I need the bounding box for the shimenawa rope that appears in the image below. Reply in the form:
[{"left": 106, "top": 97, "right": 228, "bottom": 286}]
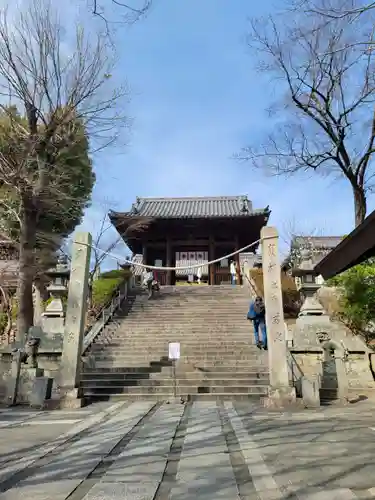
[{"left": 78, "top": 237, "right": 267, "bottom": 272}]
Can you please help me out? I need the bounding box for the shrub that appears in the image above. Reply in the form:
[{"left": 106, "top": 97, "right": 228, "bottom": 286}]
[
  {"left": 92, "top": 277, "right": 122, "bottom": 308},
  {"left": 327, "top": 260, "right": 375, "bottom": 345},
  {"left": 248, "top": 268, "right": 301, "bottom": 318},
  {"left": 99, "top": 268, "right": 131, "bottom": 280},
  {"left": 0, "top": 312, "right": 7, "bottom": 335}
]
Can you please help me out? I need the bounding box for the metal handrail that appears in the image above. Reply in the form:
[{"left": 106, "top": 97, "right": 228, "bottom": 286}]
[
  {"left": 287, "top": 348, "right": 304, "bottom": 385},
  {"left": 82, "top": 276, "right": 134, "bottom": 354},
  {"left": 286, "top": 346, "right": 305, "bottom": 390}
]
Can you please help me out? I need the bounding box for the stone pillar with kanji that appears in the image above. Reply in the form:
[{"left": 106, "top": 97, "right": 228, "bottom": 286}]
[
  {"left": 261, "top": 226, "right": 296, "bottom": 408},
  {"left": 59, "top": 232, "right": 91, "bottom": 408}
]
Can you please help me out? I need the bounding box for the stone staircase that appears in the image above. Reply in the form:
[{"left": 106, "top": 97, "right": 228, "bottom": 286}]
[{"left": 82, "top": 285, "right": 269, "bottom": 401}]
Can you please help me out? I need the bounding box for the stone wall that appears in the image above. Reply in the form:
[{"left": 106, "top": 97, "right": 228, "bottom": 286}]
[
  {"left": 290, "top": 350, "right": 374, "bottom": 389},
  {"left": 0, "top": 350, "right": 62, "bottom": 399}
]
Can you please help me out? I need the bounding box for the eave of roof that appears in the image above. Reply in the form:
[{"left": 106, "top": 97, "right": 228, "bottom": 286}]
[
  {"left": 314, "top": 210, "right": 375, "bottom": 279},
  {"left": 110, "top": 196, "right": 270, "bottom": 220}
]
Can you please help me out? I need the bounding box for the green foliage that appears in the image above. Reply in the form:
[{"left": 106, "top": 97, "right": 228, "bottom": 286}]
[
  {"left": 327, "top": 260, "right": 375, "bottom": 344},
  {"left": 0, "top": 106, "right": 95, "bottom": 249},
  {"left": 91, "top": 268, "right": 132, "bottom": 314},
  {"left": 0, "top": 312, "right": 7, "bottom": 335},
  {"left": 92, "top": 277, "right": 123, "bottom": 311},
  {"left": 99, "top": 269, "right": 131, "bottom": 280}
]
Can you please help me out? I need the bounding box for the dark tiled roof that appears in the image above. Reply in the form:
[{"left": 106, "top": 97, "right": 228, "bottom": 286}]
[
  {"left": 292, "top": 236, "right": 344, "bottom": 249},
  {"left": 126, "top": 196, "right": 269, "bottom": 219}
]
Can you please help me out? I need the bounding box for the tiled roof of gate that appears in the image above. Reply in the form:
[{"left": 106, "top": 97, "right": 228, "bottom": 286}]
[{"left": 120, "top": 196, "right": 269, "bottom": 218}]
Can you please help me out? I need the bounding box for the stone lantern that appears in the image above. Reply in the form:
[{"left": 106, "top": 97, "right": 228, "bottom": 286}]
[
  {"left": 42, "top": 255, "right": 70, "bottom": 319},
  {"left": 292, "top": 248, "right": 325, "bottom": 317}
]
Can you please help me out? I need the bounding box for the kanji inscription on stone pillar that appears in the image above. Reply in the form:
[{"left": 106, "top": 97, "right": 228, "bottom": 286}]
[
  {"left": 261, "top": 226, "right": 290, "bottom": 388},
  {"left": 60, "top": 232, "right": 92, "bottom": 391}
]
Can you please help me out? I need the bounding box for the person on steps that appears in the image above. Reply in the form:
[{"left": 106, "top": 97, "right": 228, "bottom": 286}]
[
  {"left": 247, "top": 296, "right": 267, "bottom": 350},
  {"left": 230, "top": 260, "right": 237, "bottom": 286},
  {"left": 142, "top": 267, "right": 154, "bottom": 299},
  {"left": 196, "top": 266, "right": 202, "bottom": 285}
]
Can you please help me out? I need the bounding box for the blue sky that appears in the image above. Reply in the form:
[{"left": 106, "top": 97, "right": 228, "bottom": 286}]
[{"left": 77, "top": 0, "right": 375, "bottom": 264}]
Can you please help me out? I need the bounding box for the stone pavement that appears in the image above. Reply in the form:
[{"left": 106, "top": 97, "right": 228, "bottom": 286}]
[{"left": 1, "top": 400, "right": 375, "bottom": 499}]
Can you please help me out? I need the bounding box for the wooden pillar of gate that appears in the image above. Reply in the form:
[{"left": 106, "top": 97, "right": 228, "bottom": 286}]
[
  {"left": 142, "top": 243, "right": 148, "bottom": 266},
  {"left": 209, "top": 235, "right": 215, "bottom": 285},
  {"left": 234, "top": 235, "right": 241, "bottom": 285},
  {"left": 166, "top": 237, "right": 172, "bottom": 285}
]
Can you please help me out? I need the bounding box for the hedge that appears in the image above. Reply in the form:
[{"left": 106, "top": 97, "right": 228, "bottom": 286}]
[{"left": 91, "top": 268, "right": 132, "bottom": 313}]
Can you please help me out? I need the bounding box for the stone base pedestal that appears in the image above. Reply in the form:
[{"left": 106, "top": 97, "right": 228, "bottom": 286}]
[
  {"left": 57, "top": 388, "right": 87, "bottom": 409},
  {"left": 29, "top": 377, "right": 53, "bottom": 409},
  {"left": 5, "top": 366, "right": 48, "bottom": 406},
  {"left": 301, "top": 376, "right": 320, "bottom": 408},
  {"left": 262, "top": 385, "right": 298, "bottom": 410},
  {"left": 17, "top": 367, "right": 45, "bottom": 404}
]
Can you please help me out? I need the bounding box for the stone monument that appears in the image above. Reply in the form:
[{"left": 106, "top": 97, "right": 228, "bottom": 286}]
[
  {"left": 260, "top": 226, "right": 296, "bottom": 408},
  {"left": 59, "top": 232, "right": 91, "bottom": 408},
  {"left": 5, "top": 334, "right": 53, "bottom": 407},
  {"left": 290, "top": 248, "right": 375, "bottom": 403}
]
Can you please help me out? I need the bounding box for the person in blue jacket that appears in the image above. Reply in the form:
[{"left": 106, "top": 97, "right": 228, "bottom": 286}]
[{"left": 247, "top": 296, "right": 267, "bottom": 350}]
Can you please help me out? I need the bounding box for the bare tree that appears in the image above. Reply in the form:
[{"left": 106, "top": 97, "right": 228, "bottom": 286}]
[
  {"left": 296, "top": 0, "right": 375, "bottom": 21},
  {"left": 90, "top": 0, "right": 152, "bottom": 26},
  {"left": 239, "top": 0, "right": 375, "bottom": 227},
  {"left": 291, "top": 0, "right": 375, "bottom": 50},
  {"left": 86, "top": 208, "right": 124, "bottom": 309},
  {"left": 0, "top": 0, "right": 129, "bottom": 339},
  {"left": 279, "top": 216, "right": 342, "bottom": 271},
  {"left": 89, "top": 210, "right": 152, "bottom": 279},
  {"left": 280, "top": 217, "right": 324, "bottom": 263}
]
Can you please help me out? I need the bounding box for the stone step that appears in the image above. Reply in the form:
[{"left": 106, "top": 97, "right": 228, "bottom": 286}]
[
  {"left": 101, "top": 332, "right": 254, "bottom": 339},
  {"left": 93, "top": 361, "right": 268, "bottom": 369},
  {"left": 99, "top": 338, "right": 255, "bottom": 345},
  {"left": 81, "top": 377, "right": 268, "bottom": 387},
  {"left": 128, "top": 302, "right": 250, "bottom": 306},
  {"left": 81, "top": 370, "right": 269, "bottom": 379},
  {"left": 128, "top": 302, "right": 250, "bottom": 307},
  {"left": 106, "top": 326, "right": 252, "bottom": 332},
  {"left": 84, "top": 393, "right": 264, "bottom": 401},
  {"left": 83, "top": 365, "right": 269, "bottom": 374},
  {"left": 92, "top": 354, "right": 266, "bottom": 362},
  {"left": 91, "top": 349, "right": 262, "bottom": 357},
  {"left": 124, "top": 313, "right": 250, "bottom": 319},
  {"left": 82, "top": 384, "right": 268, "bottom": 395},
  {"left": 120, "top": 322, "right": 251, "bottom": 328},
  {"left": 100, "top": 336, "right": 254, "bottom": 343},
  {"left": 90, "top": 347, "right": 263, "bottom": 356},
  {"left": 101, "top": 329, "right": 253, "bottom": 335},
  {"left": 90, "top": 341, "right": 257, "bottom": 349}
]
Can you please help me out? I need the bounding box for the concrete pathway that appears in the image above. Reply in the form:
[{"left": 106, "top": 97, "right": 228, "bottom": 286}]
[{"left": 0, "top": 400, "right": 375, "bottom": 499}]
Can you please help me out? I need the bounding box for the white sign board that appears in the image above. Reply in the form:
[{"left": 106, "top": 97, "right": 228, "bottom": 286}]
[{"left": 168, "top": 342, "right": 180, "bottom": 360}]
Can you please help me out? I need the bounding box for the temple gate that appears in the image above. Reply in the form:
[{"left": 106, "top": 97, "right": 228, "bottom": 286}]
[{"left": 109, "top": 195, "right": 270, "bottom": 285}]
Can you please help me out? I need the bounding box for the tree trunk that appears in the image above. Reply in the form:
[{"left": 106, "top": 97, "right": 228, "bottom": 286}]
[
  {"left": 16, "top": 200, "right": 37, "bottom": 343},
  {"left": 353, "top": 186, "right": 367, "bottom": 228}
]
